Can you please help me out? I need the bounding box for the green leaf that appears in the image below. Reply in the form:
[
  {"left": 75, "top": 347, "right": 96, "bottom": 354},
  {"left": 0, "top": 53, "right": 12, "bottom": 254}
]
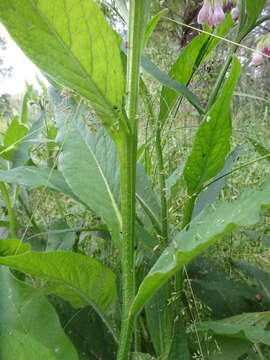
[
  {"left": 130, "top": 182, "right": 270, "bottom": 319},
  {"left": 145, "top": 284, "right": 174, "bottom": 357},
  {"left": 0, "top": 0, "right": 125, "bottom": 127},
  {"left": 168, "top": 320, "right": 190, "bottom": 360},
  {"left": 54, "top": 300, "right": 116, "bottom": 360},
  {"left": 166, "top": 163, "right": 184, "bottom": 201},
  {"left": 0, "top": 166, "right": 80, "bottom": 203},
  {"left": 0, "top": 116, "right": 28, "bottom": 160},
  {"left": 207, "top": 337, "right": 254, "bottom": 360},
  {"left": 237, "top": 0, "right": 267, "bottom": 40},
  {"left": 192, "top": 146, "right": 241, "bottom": 218},
  {"left": 0, "top": 238, "right": 31, "bottom": 256},
  {"left": 0, "top": 267, "right": 79, "bottom": 360},
  {"left": 144, "top": 9, "right": 168, "bottom": 48},
  {"left": 158, "top": 15, "right": 234, "bottom": 126},
  {"left": 248, "top": 138, "right": 270, "bottom": 161},
  {"left": 197, "top": 311, "right": 270, "bottom": 345},
  {"left": 0, "top": 238, "right": 118, "bottom": 340},
  {"left": 184, "top": 56, "right": 241, "bottom": 196},
  {"left": 46, "top": 219, "right": 76, "bottom": 251},
  {"left": 58, "top": 117, "right": 122, "bottom": 247},
  {"left": 13, "top": 115, "right": 44, "bottom": 167},
  {"left": 189, "top": 258, "right": 264, "bottom": 319},
  {"left": 136, "top": 164, "right": 161, "bottom": 233},
  {"left": 141, "top": 55, "right": 204, "bottom": 115},
  {"left": 231, "top": 260, "right": 270, "bottom": 300}
]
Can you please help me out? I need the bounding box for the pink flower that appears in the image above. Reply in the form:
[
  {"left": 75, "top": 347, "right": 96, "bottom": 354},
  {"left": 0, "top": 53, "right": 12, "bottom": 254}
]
[
  {"left": 263, "top": 47, "right": 270, "bottom": 56},
  {"left": 198, "top": 1, "right": 211, "bottom": 25},
  {"left": 212, "top": 4, "right": 225, "bottom": 26},
  {"left": 252, "top": 51, "right": 264, "bottom": 66},
  {"left": 223, "top": 1, "right": 234, "bottom": 12},
  {"left": 231, "top": 7, "right": 239, "bottom": 21}
]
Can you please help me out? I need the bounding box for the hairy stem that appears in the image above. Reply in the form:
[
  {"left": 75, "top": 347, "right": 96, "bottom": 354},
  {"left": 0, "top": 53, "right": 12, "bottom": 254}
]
[
  {"left": 117, "top": 1, "right": 150, "bottom": 358},
  {"left": 117, "top": 134, "right": 137, "bottom": 360}
]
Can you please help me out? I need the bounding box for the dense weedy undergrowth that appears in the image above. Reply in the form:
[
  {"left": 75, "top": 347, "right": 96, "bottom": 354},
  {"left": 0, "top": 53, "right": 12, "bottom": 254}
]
[{"left": 0, "top": 0, "right": 270, "bottom": 359}]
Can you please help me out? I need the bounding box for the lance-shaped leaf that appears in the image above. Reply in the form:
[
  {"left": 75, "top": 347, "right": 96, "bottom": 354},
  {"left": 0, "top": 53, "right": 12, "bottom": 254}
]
[
  {"left": 130, "top": 182, "right": 270, "bottom": 319},
  {"left": 158, "top": 15, "right": 234, "bottom": 126},
  {"left": 58, "top": 119, "right": 122, "bottom": 246},
  {"left": 0, "top": 267, "right": 79, "bottom": 360},
  {"left": 197, "top": 311, "right": 270, "bottom": 345},
  {"left": 237, "top": 0, "right": 267, "bottom": 40},
  {"left": 0, "top": 167, "right": 80, "bottom": 203},
  {"left": 141, "top": 55, "right": 203, "bottom": 115},
  {"left": 0, "top": 0, "right": 125, "bottom": 126},
  {"left": 192, "top": 146, "right": 241, "bottom": 218},
  {"left": 184, "top": 56, "right": 241, "bottom": 195},
  {"left": 144, "top": 9, "right": 168, "bottom": 48},
  {"left": 0, "top": 239, "right": 118, "bottom": 341}
]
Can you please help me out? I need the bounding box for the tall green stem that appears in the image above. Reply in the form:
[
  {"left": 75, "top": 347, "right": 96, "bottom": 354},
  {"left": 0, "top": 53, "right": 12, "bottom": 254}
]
[
  {"left": 117, "top": 1, "right": 150, "bottom": 359},
  {"left": 155, "top": 125, "right": 168, "bottom": 242},
  {"left": 0, "top": 182, "right": 17, "bottom": 238},
  {"left": 117, "top": 134, "right": 137, "bottom": 360}
]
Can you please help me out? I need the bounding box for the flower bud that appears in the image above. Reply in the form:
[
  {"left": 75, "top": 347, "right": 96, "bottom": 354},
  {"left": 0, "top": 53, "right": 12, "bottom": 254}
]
[
  {"left": 231, "top": 7, "right": 239, "bottom": 21},
  {"left": 212, "top": 4, "right": 225, "bottom": 26},
  {"left": 198, "top": 0, "right": 211, "bottom": 25},
  {"left": 223, "top": 1, "right": 234, "bottom": 12},
  {"left": 252, "top": 51, "right": 264, "bottom": 67}
]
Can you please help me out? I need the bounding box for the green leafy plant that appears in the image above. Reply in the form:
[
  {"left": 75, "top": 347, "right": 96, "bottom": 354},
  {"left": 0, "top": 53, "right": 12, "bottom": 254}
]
[{"left": 0, "top": 0, "right": 270, "bottom": 359}]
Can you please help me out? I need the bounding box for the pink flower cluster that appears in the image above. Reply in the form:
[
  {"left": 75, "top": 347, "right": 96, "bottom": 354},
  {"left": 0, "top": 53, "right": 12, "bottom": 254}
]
[{"left": 198, "top": 0, "right": 239, "bottom": 28}]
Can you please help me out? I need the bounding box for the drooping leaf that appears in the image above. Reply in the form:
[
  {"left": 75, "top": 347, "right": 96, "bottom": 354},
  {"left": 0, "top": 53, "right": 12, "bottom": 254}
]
[
  {"left": 0, "top": 116, "right": 28, "bottom": 160},
  {"left": 197, "top": 311, "right": 270, "bottom": 345},
  {"left": 0, "top": 267, "right": 79, "bottom": 360},
  {"left": 192, "top": 146, "right": 241, "bottom": 218},
  {"left": 130, "top": 182, "right": 270, "bottom": 319},
  {"left": 0, "top": 238, "right": 118, "bottom": 341},
  {"left": 0, "top": 0, "right": 125, "bottom": 127},
  {"left": 141, "top": 55, "right": 204, "bottom": 115},
  {"left": 158, "top": 14, "right": 234, "bottom": 126},
  {"left": 144, "top": 9, "right": 168, "bottom": 48},
  {"left": 0, "top": 167, "right": 80, "bottom": 202},
  {"left": 184, "top": 56, "right": 241, "bottom": 195}
]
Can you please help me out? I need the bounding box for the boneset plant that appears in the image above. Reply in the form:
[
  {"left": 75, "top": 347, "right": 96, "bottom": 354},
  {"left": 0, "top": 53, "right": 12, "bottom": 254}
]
[{"left": 0, "top": 0, "right": 270, "bottom": 359}]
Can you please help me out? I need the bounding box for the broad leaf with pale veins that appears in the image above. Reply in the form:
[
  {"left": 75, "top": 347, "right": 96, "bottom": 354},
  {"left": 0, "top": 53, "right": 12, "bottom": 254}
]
[
  {"left": 0, "top": 0, "right": 125, "bottom": 126},
  {"left": 0, "top": 267, "right": 79, "bottom": 360}
]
